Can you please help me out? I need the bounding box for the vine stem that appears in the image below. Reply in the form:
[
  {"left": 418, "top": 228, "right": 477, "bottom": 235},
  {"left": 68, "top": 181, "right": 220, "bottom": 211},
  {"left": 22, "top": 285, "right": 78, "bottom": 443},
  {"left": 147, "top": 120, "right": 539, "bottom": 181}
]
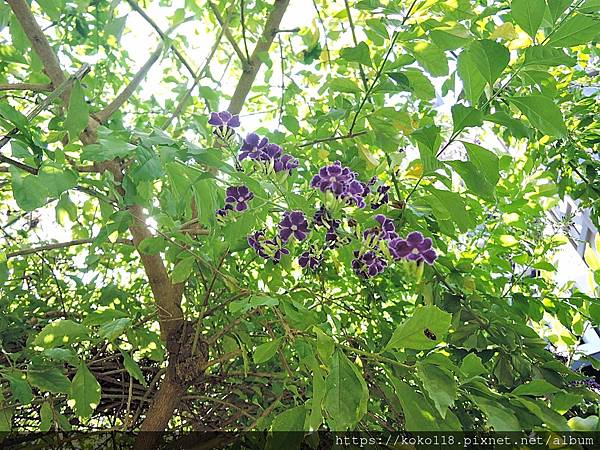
[{"left": 348, "top": 0, "right": 419, "bottom": 134}]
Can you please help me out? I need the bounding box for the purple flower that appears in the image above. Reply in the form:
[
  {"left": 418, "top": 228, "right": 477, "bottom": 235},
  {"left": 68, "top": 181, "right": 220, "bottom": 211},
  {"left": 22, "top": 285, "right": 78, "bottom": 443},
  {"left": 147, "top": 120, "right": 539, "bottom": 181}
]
[
  {"left": 278, "top": 211, "right": 309, "bottom": 242},
  {"left": 274, "top": 153, "right": 299, "bottom": 173},
  {"left": 264, "top": 237, "right": 290, "bottom": 263},
  {"left": 388, "top": 231, "right": 437, "bottom": 265},
  {"left": 239, "top": 133, "right": 269, "bottom": 160},
  {"left": 225, "top": 185, "right": 254, "bottom": 211},
  {"left": 311, "top": 161, "right": 354, "bottom": 195},
  {"left": 374, "top": 214, "right": 398, "bottom": 241},
  {"left": 216, "top": 203, "right": 233, "bottom": 221},
  {"left": 208, "top": 111, "right": 240, "bottom": 128},
  {"left": 238, "top": 132, "right": 298, "bottom": 174},
  {"left": 298, "top": 251, "right": 321, "bottom": 270},
  {"left": 352, "top": 250, "right": 387, "bottom": 278},
  {"left": 247, "top": 231, "right": 289, "bottom": 263},
  {"left": 371, "top": 185, "right": 390, "bottom": 210},
  {"left": 310, "top": 161, "right": 367, "bottom": 208}
]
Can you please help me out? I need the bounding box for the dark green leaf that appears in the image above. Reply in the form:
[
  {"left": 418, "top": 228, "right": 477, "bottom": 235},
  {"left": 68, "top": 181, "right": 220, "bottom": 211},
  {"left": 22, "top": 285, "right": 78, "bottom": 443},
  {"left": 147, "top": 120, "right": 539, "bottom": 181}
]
[
  {"left": 65, "top": 81, "right": 89, "bottom": 141},
  {"left": 253, "top": 337, "right": 283, "bottom": 364},
  {"left": 69, "top": 362, "right": 101, "bottom": 418},
  {"left": 340, "top": 42, "right": 372, "bottom": 67},
  {"left": 451, "top": 104, "right": 483, "bottom": 133},
  {"left": 511, "top": 0, "right": 546, "bottom": 37},
  {"left": 547, "top": 14, "right": 600, "bottom": 47},
  {"left": 508, "top": 95, "right": 567, "bottom": 137},
  {"left": 324, "top": 350, "right": 368, "bottom": 430}
]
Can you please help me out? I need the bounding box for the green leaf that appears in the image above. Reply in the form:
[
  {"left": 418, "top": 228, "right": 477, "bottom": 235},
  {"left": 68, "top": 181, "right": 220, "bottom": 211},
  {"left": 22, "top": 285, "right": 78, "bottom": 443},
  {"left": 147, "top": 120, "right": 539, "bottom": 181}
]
[
  {"left": 429, "top": 25, "right": 471, "bottom": 50},
  {"left": 253, "top": 337, "right": 283, "bottom": 364},
  {"left": 428, "top": 189, "right": 477, "bottom": 232},
  {"left": 457, "top": 49, "right": 486, "bottom": 105},
  {"left": 524, "top": 46, "right": 575, "bottom": 67},
  {"left": 340, "top": 41, "right": 372, "bottom": 67},
  {"left": 329, "top": 78, "right": 361, "bottom": 94},
  {"left": 417, "top": 363, "right": 457, "bottom": 418},
  {"left": 98, "top": 318, "right": 131, "bottom": 342},
  {"left": 470, "top": 395, "right": 520, "bottom": 430},
  {"left": 64, "top": 81, "right": 89, "bottom": 141},
  {"left": 467, "top": 40, "right": 510, "bottom": 87},
  {"left": 39, "top": 402, "right": 53, "bottom": 432},
  {"left": 460, "top": 353, "right": 487, "bottom": 378},
  {"left": 121, "top": 351, "right": 147, "bottom": 387},
  {"left": 545, "top": 0, "right": 571, "bottom": 23},
  {"left": 33, "top": 320, "right": 89, "bottom": 348},
  {"left": 512, "top": 379, "right": 562, "bottom": 396},
  {"left": 69, "top": 362, "right": 101, "bottom": 418},
  {"left": 308, "top": 364, "right": 326, "bottom": 430},
  {"left": 2, "top": 370, "right": 33, "bottom": 405},
  {"left": 547, "top": 14, "right": 600, "bottom": 47},
  {"left": 80, "top": 137, "right": 136, "bottom": 162},
  {"left": 511, "top": 0, "right": 546, "bottom": 37},
  {"left": 36, "top": 0, "right": 61, "bottom": 20},
  {"left": 324, "top": 350, "right": 368, "bottom": 430},
  {"left": 314, "top": 327, "right": 334, "bottom": 362},
  {"left": 0, "top": 102, "right": 27, "bottom": 128},
  {"left": 105, "top": 15, "right": 127, "bottom": 41},
  {"left": 386, "top": 305, "right": 452, "bottom": 350},
  {"left": 451, "top": 104, "right": 483, "bottom": 133},
  {"left": 508, "top": 95, "right": 567, "bottom": 137},
  {"left": 38, "top": 162, "right": 78, "bottom": 197},
  {"left": 412, "top": 41, "right": 448, "bottom": 77},
  {"left": 138, "top": 236, "right": 166, "bottom": 254},
  {"left": 448, "top": 142, "right": 499, "bottom": 202},
  {"left": 10, "top": 167, "right": 48, "bottom": 211},
  {"left": 170, "top": 255, "right": 195, "bottom": 283},
  {"left": 388, "top": 374, "right": 453, "bottom": 431},
  {"left": 28, "top": 367, "right": 71, "bottom": 394},
  {"left": 404, "top": 68, "right": 435, "bottom": 100},
  {"left": 412, "top": 125, "right": 442, "bottom": 173},
  {"left": 266, "top": 405, "right": 306, "bottom": 450},
  {"left": 0, "top": 392, "right": 12, "bottom": 432}
]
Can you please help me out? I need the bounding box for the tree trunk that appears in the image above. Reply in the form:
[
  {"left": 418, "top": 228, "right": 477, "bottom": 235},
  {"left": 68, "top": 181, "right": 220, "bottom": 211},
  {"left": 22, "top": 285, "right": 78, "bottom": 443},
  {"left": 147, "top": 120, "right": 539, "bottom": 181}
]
[{"left": 133, "top": 365, "right": 185, "bottom": 450}]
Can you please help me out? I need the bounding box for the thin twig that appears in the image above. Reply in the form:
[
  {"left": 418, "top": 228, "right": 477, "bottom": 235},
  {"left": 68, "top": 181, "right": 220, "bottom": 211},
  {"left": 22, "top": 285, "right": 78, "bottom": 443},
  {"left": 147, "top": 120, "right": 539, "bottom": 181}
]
[
  {"left": 0, "top": 83, "right": 52, "bottom": 92},
  {"left": 344, "top": 0, "right": 369, "bottom": 90},
  {"left": 7, "top": 238, "right": 133, "bottom": 258},
  {"left": 208, "top": 1, "right": 249, "bottom": 67},
  {"left": 240, "top": 0, "right": 251, "bottom": 62},
  {"left": 125, "top": 0, "right": 197, "bottom": 79},
  {"left": 348, "top": 0, "right": 418, "bottom": 134},
  {"left": 297, "top": 130, "right": 368, "bottom": 147}
]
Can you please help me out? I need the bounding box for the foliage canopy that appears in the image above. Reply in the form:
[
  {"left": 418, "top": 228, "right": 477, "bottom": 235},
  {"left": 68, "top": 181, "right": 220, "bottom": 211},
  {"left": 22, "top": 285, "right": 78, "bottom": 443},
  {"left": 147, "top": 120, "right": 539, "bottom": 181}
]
[{"left": 0, "top": 0, "right": 599, "bottom": 445}]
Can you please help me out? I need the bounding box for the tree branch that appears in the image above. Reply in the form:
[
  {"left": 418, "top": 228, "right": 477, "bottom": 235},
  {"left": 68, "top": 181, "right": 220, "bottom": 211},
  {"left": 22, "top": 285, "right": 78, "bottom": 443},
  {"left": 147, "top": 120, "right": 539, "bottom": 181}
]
[
  {"left": 208, "top": 1, "right": 249, "bottom": 67},
  {"left": 95, "top": 43, "right": 164, "bottom": 124},
  {"left": 6, "top": 0, "right": 68, "bottom": 102},
  {"left": 7, "top": 238, "right": 133, "bottom": 259},
  {"left": 163, "top": 20, "right": 226, "bottom": 129},
  {"left": 0, "top": 83, "right": 52, "bottom": 92},
  {"left": 297, "top": 130, "right": 368, "bottom": 147},
  {"left": 125, "top": 0, "right": 197, "bottom": 80},
  {"left": 227, "top": 0, "right": 291, "bottom": 115}
]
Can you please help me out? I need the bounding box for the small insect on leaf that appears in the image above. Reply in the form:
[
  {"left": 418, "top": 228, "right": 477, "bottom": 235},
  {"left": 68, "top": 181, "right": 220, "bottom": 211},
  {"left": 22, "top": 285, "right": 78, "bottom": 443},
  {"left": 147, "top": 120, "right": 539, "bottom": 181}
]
[{"left": 423, "top": 328, "right": 437, "bottom": 340}]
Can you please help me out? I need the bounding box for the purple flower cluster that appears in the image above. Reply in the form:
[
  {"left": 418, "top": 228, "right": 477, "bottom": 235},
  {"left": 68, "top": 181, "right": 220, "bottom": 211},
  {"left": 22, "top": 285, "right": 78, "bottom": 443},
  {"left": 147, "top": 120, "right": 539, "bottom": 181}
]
[
  {"left": 371, "top": 185, "right": 390, "bottom": 210},
  {"left": 239, "top": 133, "right": 298, "bottom": 173},
  {"left": 388, "top": 231, "right": 438, "bottom": 265},
  {"left": 310, "top": 161, "right": 369, "bottom": 208},
  {"left": 248, "top": 231, "right": 290, "bottom": 264},
  {"left": 279, "top": 211, "right": 309, "bottom": 242},
  {"left": 299, "top": 249, "right": 322, "bottom": 270},
  {"left": 208, "top": 111, "right": 241, "bottom": 128},
  {"left": 313, "top": 206, "right": 342, "bottom": 248},
  {"left": 216, "top": 185, "right": 253, "bottom": 219},
  {"left": 352, "top": 250, "right": 387, "bottom": 278}
]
